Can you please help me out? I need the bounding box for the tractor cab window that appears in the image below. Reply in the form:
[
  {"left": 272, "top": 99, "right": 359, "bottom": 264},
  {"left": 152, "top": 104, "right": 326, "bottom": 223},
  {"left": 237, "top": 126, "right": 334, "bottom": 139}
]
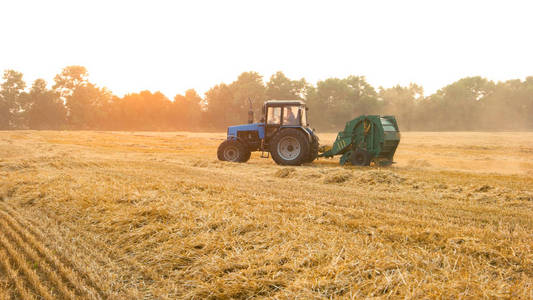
[
  {"left": 300, "top": 106, "right": 307, "bottom": 126},
  {"left": 283, "top": 106, "right": 300, "bottom": 125},
  {"left": 267, "top": 107, "right": 281, "bottom": 125}
]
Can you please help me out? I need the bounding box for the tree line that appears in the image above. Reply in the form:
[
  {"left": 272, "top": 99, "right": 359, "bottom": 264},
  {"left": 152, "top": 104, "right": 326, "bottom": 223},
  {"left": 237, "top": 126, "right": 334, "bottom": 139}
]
[{"left": 1, "top": 66, "right": 532, "bottom": 131}]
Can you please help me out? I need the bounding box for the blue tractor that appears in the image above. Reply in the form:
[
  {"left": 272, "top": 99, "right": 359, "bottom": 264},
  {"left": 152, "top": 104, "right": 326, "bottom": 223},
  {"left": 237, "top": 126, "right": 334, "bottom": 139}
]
[{"left": 217, "top": 100, "right": 319, "bottom": 165}]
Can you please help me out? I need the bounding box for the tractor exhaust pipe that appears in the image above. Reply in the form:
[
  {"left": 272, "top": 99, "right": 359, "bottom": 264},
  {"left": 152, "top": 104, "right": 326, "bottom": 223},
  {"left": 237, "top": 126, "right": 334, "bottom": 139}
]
[
  {"left": 248, "top": 97, "right": 254, "bottom": 124},
  {"left": 248, "top": 110, "right": 254, "bottom": 124}
]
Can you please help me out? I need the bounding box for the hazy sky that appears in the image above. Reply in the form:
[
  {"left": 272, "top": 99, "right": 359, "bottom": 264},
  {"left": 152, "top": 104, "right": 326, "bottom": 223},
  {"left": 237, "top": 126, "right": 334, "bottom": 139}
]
[{"left": 1, "top": 0, "right": 532, "bottom": 98}]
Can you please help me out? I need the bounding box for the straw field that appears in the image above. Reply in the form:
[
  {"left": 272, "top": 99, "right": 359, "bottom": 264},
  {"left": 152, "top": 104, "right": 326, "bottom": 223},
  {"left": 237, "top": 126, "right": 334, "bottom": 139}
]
[{"left": 0, "top": 131, "right": 532, "bottom": 299}]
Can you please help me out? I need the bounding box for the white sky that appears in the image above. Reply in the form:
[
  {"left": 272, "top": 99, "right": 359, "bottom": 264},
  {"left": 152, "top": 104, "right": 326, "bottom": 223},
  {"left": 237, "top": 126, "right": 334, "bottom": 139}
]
[{"left": 1, "top": 0, "right": 532, "bottom": 98}]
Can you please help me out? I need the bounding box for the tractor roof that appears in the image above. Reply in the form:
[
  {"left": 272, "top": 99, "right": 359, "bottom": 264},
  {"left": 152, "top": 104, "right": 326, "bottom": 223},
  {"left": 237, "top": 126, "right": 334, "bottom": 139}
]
[{"left": 264, "top": 100, "right": 306, "bottom": 106}]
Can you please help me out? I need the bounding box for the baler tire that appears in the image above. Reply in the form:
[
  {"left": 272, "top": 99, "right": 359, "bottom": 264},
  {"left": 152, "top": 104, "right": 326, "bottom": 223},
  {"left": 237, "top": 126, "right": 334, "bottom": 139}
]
[
  {"left": 217, "top": 140, "right": 250, "bottom": 163},
  {"left": 270, "top": 129, "right": 310, "bottom": 166},
  {"left": 351, "top": 150, "right": 372, "bottom": 166}
]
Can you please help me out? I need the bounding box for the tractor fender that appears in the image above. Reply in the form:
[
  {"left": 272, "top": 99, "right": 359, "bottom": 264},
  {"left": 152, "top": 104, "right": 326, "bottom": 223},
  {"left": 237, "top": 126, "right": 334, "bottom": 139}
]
[
  {"left": 226, "top": 135, "right": 249, "bottom": 147},
  {"left": 279, "top": 126, "right": 314, "bottom": 142}
]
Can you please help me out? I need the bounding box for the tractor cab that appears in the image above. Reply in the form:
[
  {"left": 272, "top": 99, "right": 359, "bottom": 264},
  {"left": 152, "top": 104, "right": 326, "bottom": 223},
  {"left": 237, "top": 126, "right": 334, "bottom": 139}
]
[
  {"left": 218, "top": 99, "right": 319, "bottom": 165},
  {"left": 262, "top": 100, "right": 308, "bottom": 140}
]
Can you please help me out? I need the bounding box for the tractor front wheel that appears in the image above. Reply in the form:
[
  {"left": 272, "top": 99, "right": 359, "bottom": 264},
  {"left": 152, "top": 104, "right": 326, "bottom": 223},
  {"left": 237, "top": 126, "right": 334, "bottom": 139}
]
[
  {"left": 270, "top": 129, "right": 310, "bottom": 166},
  {"left": 217, "top": 140, "right": 250, "bottom": 162}
]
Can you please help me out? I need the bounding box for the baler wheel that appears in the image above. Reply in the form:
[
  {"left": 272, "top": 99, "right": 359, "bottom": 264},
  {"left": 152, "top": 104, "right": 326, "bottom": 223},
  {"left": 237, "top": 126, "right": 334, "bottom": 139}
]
[{"left": 350, "top": 150, "right": 372, "bottom": 166}]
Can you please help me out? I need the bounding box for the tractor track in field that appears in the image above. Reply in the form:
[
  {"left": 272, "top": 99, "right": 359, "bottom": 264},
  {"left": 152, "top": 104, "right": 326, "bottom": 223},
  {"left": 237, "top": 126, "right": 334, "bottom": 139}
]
[
  {"left": 3, "top": 202, "right": 158, "bottom": 299},
  {"left": 32, "top": 211, "right": 159, "bottom": 299},
  {"left": 0, "top": 202, "right": 104, "bottom": 300}
]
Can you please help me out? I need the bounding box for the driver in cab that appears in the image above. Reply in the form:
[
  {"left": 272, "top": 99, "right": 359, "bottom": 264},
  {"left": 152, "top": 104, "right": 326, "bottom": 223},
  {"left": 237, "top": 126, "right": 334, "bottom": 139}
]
[{"left": 285, "top": 108, "right": 298, "bottom": 125}]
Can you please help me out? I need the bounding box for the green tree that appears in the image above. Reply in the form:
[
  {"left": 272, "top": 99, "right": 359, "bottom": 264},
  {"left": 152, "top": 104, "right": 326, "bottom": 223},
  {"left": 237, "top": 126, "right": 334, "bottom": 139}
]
[
  {"left": 344, "top": 76, "right": 378, "bottom": 113},
  {"left": 0, "top": 70, "right": 27, "bottom": 129},
  {"left": 172, "top": 89, "right": 202, "bottom": 130},
  {"left": 313, "top": 78, "right": 351, "bottom": 129},
  {"left": 53, "top": 66, "right": 113, "bottom": 129},
  {"left": 0, "top": 94, "right": 7, "bottom": 129},
  {"left": 26, "top": 79, "right": 66, "bottom": 129},
  {"left": 266, "top": 71, "right": 307, "bottom": 100},
  {"left": 479, "top": 78, "right": 533, "bottom": 130},
  {"left": 425, "top": 77, "right": 495, "bottom": 130},
  {"left": 229, "top": 72, "right": 266, "bottom": 123},
  {"left": 379, "top": 83, "right": 423, "bottom": 130},
  {"left": 307, "top": 76, "right": 378, "bottom": 130},
  {"left": 67, "top": 83, "right": 113, "bottom": 129},
  {"left": 204, "top": 83, "right": 234, "bottom": 129},
  {"left": 525, "top": 77, "right": 533, "bottom": 129},
  {"left": 111, "top": 91, "right": 172, "bottom": 130},
  {"left": 53, "top": 65, "right": 89, "bottom": 100}
]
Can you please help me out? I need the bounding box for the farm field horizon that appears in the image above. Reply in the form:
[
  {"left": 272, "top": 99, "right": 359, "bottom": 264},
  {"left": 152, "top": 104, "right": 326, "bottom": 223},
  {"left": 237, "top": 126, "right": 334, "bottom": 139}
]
[{"left": 0, "top": 131, "right": 532, "bottom": 298}]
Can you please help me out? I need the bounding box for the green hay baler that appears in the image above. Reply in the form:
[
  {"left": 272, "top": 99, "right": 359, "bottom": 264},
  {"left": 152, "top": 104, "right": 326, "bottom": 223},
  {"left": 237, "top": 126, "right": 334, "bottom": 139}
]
[{"left": 319, "top": 115, "right": 400, "bottom": 166}]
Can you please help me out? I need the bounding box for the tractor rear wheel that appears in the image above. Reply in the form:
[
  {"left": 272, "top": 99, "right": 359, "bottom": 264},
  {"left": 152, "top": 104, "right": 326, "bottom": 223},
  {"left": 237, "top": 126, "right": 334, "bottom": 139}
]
[
  {"left": 270, "top": 129, "right": 310, "bottom": 166},
  {"left": 350, "top": 149, "right": 372, "bottom": 166},
  {"left": 304, "top": 134, "right": 319, "bottom": 163},
  {"left": 217, "top": 140, "right": 250, "bottom": 162}
]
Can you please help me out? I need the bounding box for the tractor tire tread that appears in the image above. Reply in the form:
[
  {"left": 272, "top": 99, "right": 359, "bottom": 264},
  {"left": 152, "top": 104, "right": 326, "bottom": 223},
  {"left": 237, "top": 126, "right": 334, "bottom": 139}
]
[{"left": 305, "top": 134, "right": 319, "bottom": 163}]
